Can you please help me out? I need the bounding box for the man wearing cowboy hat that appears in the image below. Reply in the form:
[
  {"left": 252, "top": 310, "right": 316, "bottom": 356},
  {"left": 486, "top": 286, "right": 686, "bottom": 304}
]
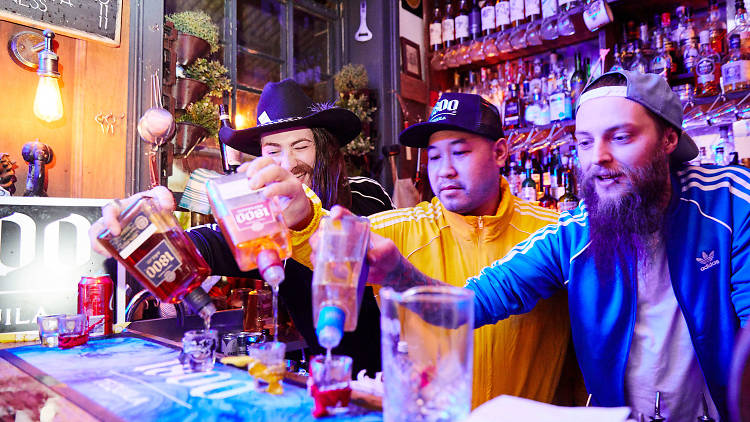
[
  {"left": 90, "top": 78, "right": 393, "bottom": 377},
  {"left": 344, "top": 70, "right": 750, "bottom": 420},
  {"left": 263, "top": 90, "right": 573, "bottom": 408}
]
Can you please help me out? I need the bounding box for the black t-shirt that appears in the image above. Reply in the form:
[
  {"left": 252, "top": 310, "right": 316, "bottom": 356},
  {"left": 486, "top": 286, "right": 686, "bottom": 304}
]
[{"left": 187, "top": 177, "right": 393, "bottom": 376}]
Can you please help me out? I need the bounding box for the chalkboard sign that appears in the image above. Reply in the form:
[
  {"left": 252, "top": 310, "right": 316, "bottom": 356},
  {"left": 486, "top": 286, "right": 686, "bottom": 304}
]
[
  {"left": 0, "top": 0, "right": 123, "bottom": 47},
  {"left": 0, "top": 197, "right": 125, "bottom": 334}
]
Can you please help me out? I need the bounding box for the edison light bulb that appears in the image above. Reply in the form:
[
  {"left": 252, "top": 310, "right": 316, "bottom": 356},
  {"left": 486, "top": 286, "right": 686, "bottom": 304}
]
[{"left": 33, "top": 76, "right": 63, "bottom": 123}]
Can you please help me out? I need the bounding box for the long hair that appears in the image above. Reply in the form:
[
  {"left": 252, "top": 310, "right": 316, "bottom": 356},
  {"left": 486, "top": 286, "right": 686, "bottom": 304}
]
[{"left": 310, "top": 127, "right": 352, "bottom": 210}]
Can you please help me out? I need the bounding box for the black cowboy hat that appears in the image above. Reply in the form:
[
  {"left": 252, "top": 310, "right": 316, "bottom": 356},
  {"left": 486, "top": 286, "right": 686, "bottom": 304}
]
[{"left": 218, "top": 79, "right": 362, "bottom": 156}]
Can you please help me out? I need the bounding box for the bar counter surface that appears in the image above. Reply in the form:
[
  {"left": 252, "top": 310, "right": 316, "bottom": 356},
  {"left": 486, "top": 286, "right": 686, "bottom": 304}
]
[{"left": 0, "top": 332, "right": 382, "bottom": 421}]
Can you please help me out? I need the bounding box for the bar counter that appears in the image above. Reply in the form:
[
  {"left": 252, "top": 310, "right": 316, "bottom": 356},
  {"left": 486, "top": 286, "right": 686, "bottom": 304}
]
[{"left": 0, "top": 320, "right": 383, "bottom": 422}]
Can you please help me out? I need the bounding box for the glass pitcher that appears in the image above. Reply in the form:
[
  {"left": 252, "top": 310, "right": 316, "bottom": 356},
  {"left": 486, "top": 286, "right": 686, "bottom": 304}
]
[{"left": 380, "top": 286, "right": 474, "bottom": 422}]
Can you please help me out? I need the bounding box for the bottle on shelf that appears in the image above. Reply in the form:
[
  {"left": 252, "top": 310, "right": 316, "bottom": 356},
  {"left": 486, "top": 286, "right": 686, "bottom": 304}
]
[
  {"left": 558, "top": 0, "right": 578, "bottom": 12},
  {"left": 539, "top": 185, "right": 558, "bottom": 210},
  {"left": 721, "top": 33, "right": 750, "bottom": 94},
  {"left": 521, "top": 158, "right": 538, "bottom": 203},
  {"left": 610, "top": 43, "right": 626, "bottom": 72},
  {"left": 628, "top": 42, "right": 650, "bottom": 74},
  {"left": 525, "top": 0, "right": 543, "bottom": 46},
  {"left": 549, "top": 72, "right": 573, "bottom": 122},
  {"left": 650, "top": 35, "right": 673, "bottom": 82},
  {"left": 707, "top": 0, "right": 726, "bottom": 57},
  {"left": 557, "top": 169, "right": 580, "bottom": 211},
  {"left": 570, "top": 52, "right": 586, "bottom": 102},
  {"left": 696, "top": 30, "right": 722, "bottom": 98},
  {"left": 455, "top": 0, "right": 472, "bottom": 65},
  {"left": 509, "top": 0, "right": 528, "bottom": 50},
  {"left": 496, "top": 0, "right": 511, "bottom": 31},
  {"left": 510, "top": 0, "right": 527, "bottom": 25},
  {"left": 429, "top": 3, "right": 444, "bottom": 71},
  {"left": 467, "top": 0, "right": 486, "bottom": 62},
  {"left": 503, "top": 82, "right": 523, "bottom": 129},
  {"left": 537, "top": 90, "right": 552, "bottom": 125},
  {"left": 540, "top": 0, "right": 559, "bottom": 40},
  {"left": 481, "top": 0, "right": 500, "bottom": 58},
  {"left": 730, "top": 0, "right": 750, "bottom": 56},
  {"left": 679, "top": 7, "right": 699, "bottom": 75},
  {"left": 661, "top": 13, "right": 680, "bottom": 73},
  {"left": 442, "top": 1, "right": 458, "bottom": 67}
]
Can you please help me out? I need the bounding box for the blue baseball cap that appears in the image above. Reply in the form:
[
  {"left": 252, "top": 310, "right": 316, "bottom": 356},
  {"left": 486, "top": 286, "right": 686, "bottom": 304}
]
[
  {"left": 399, "top": 92, "right": 504, "bottom": 148},
  {"left": 576, "top": 69, "right": 698, "bottom": 163}
]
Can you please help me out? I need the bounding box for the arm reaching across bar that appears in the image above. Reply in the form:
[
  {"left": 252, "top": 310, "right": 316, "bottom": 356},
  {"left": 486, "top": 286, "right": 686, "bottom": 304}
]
[{"left": 313, "top": 206, "right": 578, "bottom": 328}]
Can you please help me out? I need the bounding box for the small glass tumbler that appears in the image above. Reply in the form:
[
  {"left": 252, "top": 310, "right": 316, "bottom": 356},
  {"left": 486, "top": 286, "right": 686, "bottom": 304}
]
[
  {"left": 309, "top": 355, "right": 353, "bottom": 417},
  {"left": 181, "top": 329, "right": 219, "bottom": 372},
  {"left": 36, "top": 314, "right": 64, "bottom": 347},
  {"left": 247, "top": 341, "right": 286, "bottom": 394},
  {"left": 58, "top": 314, "right": 89, "bottom": 349}
]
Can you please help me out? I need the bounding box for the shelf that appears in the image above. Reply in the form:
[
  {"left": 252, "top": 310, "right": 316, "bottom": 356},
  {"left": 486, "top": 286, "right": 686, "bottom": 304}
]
[
  {"left": 431, "top": 5, "right": 598, "bottom": 74},
  {"left": 608, "top": 0, "right": 710, "bottom": 21},
  {"left": 510, "top": 118, "right": 576, "bottom": 135}
]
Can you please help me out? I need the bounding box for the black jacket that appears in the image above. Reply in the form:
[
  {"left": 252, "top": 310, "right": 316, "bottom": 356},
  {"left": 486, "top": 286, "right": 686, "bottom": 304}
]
[{"left": 187, "top": 176, "right": 393, "bottom": 376}]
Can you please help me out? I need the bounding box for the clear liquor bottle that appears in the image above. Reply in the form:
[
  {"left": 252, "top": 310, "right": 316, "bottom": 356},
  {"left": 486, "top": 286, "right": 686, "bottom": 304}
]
[
  {"left": 696, "top": 30, "right": 722, "bottom": 97},
  {"left": 650, "top": 35, "right": 673, "bottom": 81},
  {"left": 628, "top": 43, "right": 650, "bottom": 74},
  {"left": 707, "top": 0, "right": 726, "bottom": 57},
  {"left": 610, "top": 43, "right": 626, "bottom": 71},
  {"left": 722, "top": 34, "right": 750, "bottom": 93},
  {"left": 729, "top": 0, "right": 750, "bottom": 56}
]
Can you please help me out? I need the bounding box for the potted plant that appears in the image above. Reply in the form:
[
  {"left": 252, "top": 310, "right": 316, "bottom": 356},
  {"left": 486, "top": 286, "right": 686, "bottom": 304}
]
[
  {"left": 174, "top": 97, "right": 219, "bottom": 158},
  {"left": 334, "top": 64, "right": 377, "bottom": 176},
  {"left": 183, "top": 58, "right": 231, "bottom": 103},
  {"left": 166, "top": 10, "right": 219, "bottom": 66}
]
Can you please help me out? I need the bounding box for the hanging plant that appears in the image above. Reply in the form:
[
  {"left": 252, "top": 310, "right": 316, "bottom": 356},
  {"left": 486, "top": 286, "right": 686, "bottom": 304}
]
[
  {"left": 166, "top": 10, "right": 220, "bottom": 53},
  {"left": 184, "top": 58, "right": 231, "bottom": 99},
  {"left": 334, "top": 63, "right": 369, "bottom": 93},
  {"left": 176, "top": 97, "right": 219, "bottom": 138}
]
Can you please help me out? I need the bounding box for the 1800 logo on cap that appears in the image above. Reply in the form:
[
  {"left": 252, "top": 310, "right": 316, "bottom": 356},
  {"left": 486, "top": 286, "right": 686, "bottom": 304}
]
[{"left": 430, "top": 98, "right": 460, "bottom": 122}]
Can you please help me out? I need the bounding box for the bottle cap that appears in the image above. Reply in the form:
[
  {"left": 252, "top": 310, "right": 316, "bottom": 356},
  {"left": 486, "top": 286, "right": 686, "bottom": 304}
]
[
  {"left": 316, "top": 306, "right": 345, "bottom": 349},
  {"left": 257, "top": 249, "right": 285, "bottom": 288},
  {"left": 183, "top": 287, "right": 217, "bottom": 319}
]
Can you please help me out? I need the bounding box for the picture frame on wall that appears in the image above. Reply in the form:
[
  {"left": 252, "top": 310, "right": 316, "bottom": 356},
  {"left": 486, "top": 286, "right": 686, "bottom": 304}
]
[{"left": 400, "top": 37, "right": 422, "bottom": 80}]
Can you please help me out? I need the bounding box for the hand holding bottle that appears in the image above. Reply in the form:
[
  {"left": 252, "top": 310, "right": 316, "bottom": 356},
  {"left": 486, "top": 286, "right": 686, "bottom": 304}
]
[
  {"left": 237, "top": 157, "right": 313, "bottom": 231},
  {"left": 88, "top": 185, "right": 175, "bottom": 257}
]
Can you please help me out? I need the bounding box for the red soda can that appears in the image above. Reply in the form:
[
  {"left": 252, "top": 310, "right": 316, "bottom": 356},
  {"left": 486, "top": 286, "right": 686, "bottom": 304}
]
[{"left": 78, "top": 275, "right": 114, "bottom": 336}]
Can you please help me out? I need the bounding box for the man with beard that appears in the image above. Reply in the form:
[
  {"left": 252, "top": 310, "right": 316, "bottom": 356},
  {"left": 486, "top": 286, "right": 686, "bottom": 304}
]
[
  {"left": 90, "top": 79, "right": 393, "bottom": 377},
  {"left": 266, "top": 91, "right": 572, "bottom": 408},
  {"left": 325, "top": 70, "right": 750, "bottom": 420}
]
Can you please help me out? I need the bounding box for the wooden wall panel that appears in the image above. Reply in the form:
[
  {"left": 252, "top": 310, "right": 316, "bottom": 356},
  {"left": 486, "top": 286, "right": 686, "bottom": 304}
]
[{"left": 0, "top": 1, "right": 130, "bottom": 199}]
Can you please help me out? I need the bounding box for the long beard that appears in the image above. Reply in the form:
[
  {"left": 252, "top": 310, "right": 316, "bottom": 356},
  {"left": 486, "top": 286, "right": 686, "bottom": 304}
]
[{"left": 580, "top": 150, "right": 671, "bottom": 273}]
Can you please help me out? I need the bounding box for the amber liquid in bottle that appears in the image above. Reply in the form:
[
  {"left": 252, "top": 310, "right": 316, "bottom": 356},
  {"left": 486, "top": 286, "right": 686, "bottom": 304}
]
[{"left": 98, "top": 198, "right": 211, "bottom": 305}]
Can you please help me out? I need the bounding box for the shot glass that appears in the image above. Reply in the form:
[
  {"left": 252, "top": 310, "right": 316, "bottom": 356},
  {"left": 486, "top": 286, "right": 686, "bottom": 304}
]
[
  {"left": 36, "top": 314, "right": 64, "bottom": 347},
  {"left": 309, "top": 355, "right": 353, "bottom": 417},
  {"left": 58, "top": 314, "right": 89, "bottom": 349},
  {"left": 181, "top": 329, "right": 219, "bottom": 372},
  {"left": 247, "top": 341, "right": 286, "bottom": 394}
]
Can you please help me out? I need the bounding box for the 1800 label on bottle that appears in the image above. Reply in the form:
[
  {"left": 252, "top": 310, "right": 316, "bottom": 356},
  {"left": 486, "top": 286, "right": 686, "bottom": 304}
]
[
  {"left": 108, "top": 210, "right": 156, "bottom": 259},
  {"left": 230, "top": 202, "right": 274, "bottom": 232},
  {"left": 135, "top": 240, "right": 181, "bottom": 287}
]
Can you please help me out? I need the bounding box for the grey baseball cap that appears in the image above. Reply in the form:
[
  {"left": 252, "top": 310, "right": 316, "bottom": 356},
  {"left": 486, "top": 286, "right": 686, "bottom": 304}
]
[{"left": 575, "top": 69, "right": 699, "bottom": 163}]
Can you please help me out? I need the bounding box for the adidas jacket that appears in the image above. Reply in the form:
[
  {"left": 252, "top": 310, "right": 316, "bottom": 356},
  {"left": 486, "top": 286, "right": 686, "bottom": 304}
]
[
  {"left": 466, "top": 165, "right": 750, "bottom": 420},
  {"left": 292, "top": 178, "right": 572, "bottom": 408}
]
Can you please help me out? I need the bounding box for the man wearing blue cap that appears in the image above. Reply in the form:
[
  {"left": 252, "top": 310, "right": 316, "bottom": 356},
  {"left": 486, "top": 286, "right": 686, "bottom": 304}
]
[
  {"left": 352, "top": 70, "right": 750, "bottom": 420},
  {"left": 271, "top": 91, "right": 573, "bottom": 408}
]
